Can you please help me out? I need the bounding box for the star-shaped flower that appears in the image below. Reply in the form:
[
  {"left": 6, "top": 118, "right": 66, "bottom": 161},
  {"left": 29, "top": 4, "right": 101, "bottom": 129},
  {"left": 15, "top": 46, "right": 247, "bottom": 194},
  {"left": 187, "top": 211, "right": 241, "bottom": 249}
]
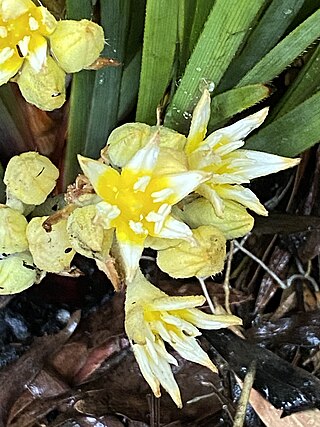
[
  {"left": 125, "top": 269, "right": 242, "bottom": 407},
  {"left": 0, "top": 0, "right": 56, "bottom": 85},
  {"left": 78, "top": 134, "right": 210, "bottom": 281},
  {"left": 0, "top": 0, "right": 105, "bottom": 110},
  {"left": 185, "top": 89, "right": 300, "bottom": 217}
]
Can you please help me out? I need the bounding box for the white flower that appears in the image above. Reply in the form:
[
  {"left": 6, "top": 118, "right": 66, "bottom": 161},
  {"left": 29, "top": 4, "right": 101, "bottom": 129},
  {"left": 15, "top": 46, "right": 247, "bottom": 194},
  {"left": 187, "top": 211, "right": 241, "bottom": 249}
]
[
  {"left": 125, "top": 270, "right": 242, "bottom": 407},
  {"left": 185, "top": 89, "right": 300, "bottom": 217},
  {"left": 78, "top": 134, "right": 210, "bottom": 281}
]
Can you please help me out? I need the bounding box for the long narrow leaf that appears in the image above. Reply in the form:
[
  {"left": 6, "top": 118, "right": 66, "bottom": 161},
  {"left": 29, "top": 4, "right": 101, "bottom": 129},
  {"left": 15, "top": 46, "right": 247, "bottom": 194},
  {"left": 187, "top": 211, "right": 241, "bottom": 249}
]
[
  {"left": 208, "top": 84, "right": 270, "bottom": 131},
  {"left": 136, "top": 0, "right": 179, "bottom": 124},
  {"left": 218, "top": 0, "right": 305, "bottom": 92},
  {"left": 239, "top": 8, "right": 320, "bottom": 86},
  {"left": 245, "top": 90, "right": 320, "bottom": 156},
  {"left": 269, "top": 44, "right": 320, "bottom": 120},
  {"left": 164, "top": 0, "right": 266, "bottom": 132},
  {"left": 63, "top": 0, "right": 131, "bottom": 188}
]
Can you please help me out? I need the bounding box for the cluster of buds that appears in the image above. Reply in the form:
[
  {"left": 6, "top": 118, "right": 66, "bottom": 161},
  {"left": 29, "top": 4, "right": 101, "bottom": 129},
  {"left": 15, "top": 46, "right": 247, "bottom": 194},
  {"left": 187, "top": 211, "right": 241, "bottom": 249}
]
[
  {"left": 0, "top": 0, "right": 105, "bottom": 109},
  {"left": 0, "top": 85, "right": 300, "bottom": 405}
]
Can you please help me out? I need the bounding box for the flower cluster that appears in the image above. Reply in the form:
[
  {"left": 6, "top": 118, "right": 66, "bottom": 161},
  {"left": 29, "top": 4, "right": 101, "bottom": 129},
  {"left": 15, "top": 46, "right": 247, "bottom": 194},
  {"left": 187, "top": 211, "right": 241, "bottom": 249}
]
[
  {"left": 0, "top": 0, "right": 105, "bottom": 110},
  {"left": 0, "top": 87, "right": 300, "bottom": 407}
]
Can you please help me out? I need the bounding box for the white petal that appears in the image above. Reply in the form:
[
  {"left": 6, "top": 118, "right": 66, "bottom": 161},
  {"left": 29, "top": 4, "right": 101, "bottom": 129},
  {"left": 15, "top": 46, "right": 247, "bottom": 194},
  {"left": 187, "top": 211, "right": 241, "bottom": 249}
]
[
  {"left": 18, "top": 36, "right": 31, "bottom": 57},
  {"left": 146, "top": 337, "right": 160, "bottom": 365},
  {"left": 96, "top": 201, "right": 120, "bottom": 228},
  {"left": 77, "top": 155, "right": 112, "bottom": 190},
  {"left": 214, "top": 139, "right": 245, "bottom": 157},
  {"left": 151, "top": 319, "right": 172, "bottom": 343},
  {"left": 27, "top": 36, "right": 47, "bottom": 71},
  {"left": 153, "top": 338, "right": 178, "bottom": 366},
  {"left": 169, "top": 332, "right": 217, "bottom": 373},
  {"left": 205, "top": 108, "right": 269, "bottom": 151},
  {"left": 215, "top": 184, "right": 268, "bottom": 216},
  {"left": 153, "top": 215, "right": 193, "bottom": 240},
  {"left": 145, "top": 204, "right": 171, "bottom": 235},
  {"left": 0, "top": 47, "right": 14, "bottom": 64},
  {"left": 181, "top": 308, "right": 242, "bottom": 329},
  {"left": 133, "top": 175, "right": 151, "bottom": 191},
  {"left": 164, "top": 170, "right": 211, "bottom": 204},
  {"left": 132, "top": 344, "right": 161, "bottom": 397},
  {"left": 151, "top": 188, "right": 175, "bottom": 203},
  {"left": 160, "top": 312, "right": 200, "bottom": 337},
  {"left": 228, "top": 149, "right": 300, "bottom": 180},
  {"left": 116, "top": 235, "right": 144, "bottom": 282},
  {"left": 196, "top": 183, "right": 225, "bottom": 217},
  {"left": 125, "top": 135, "right": 160, "bottom": 174},
  {"left": 151, "top": 295, "right": 205, "bottom": 311},
  {"left": 186, "top": 89, "right": 211, "bottom": 154},
  {"left": 1, "top": 0, "right": 30, "bottom": 20},
  {"left": 148, "top": 350, "right": 182, "bottom": 408}
]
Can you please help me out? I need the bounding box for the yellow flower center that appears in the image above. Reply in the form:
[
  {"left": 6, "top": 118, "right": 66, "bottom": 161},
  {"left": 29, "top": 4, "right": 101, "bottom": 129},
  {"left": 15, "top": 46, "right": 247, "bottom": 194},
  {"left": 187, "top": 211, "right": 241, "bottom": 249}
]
[
  {"left": 96, "top": 167, "right": 174, "bottom": 244},
  {"left": 0, "top": 2, "right": 55, "bottom": 66}
]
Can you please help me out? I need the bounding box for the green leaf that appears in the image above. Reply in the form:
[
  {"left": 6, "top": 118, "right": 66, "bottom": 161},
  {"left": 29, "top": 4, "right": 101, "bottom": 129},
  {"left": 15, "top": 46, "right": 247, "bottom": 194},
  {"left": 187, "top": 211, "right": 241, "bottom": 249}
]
[
  {"left": 118, "top": 49, "right": 142, "bottom": 122},
  {"left": 164, "top": 0, "right": 266, "bottom": 132},
  {"left": 269, "top": 43, "right": 320, "bottom": 120},
  {"left": 239, "top": 8, "right": 320, "bottom": 86},
  {"left": 218, "top": 0, "right": 305, "bottom": 92},
  {"left": 208, "top": 84, "right": 271, "bottom": 131},
  {"left": 136, "top": 0, "right": 179, "bottom": 124},
  {"left": 63, "top": 0, "right": 132, "bottom": 188},
  {"left": 245, "top": 90, "right": 320, "bottom": 156}
]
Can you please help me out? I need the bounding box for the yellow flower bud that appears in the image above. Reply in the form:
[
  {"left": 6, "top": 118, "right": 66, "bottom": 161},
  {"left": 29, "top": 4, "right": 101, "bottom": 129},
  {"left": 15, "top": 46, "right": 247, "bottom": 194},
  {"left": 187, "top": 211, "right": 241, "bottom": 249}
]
[
  {"left": 16, "top": 56, "right": 66, "bottom": 111},
  {"left": 0, "top": 252, "right": 37, "bottom": 295},
  {"left": 181, "top": 198, "right": 254, "bottom": 239},
  {"left": 50, "top": 19, "right": 105, "bottom": 73},
  {"left": 106, "top": 123, "right": 187, "bottom": 168},
  {"left": 67, "top": 205, "right": 113, "bottom": 260},
  {"left": 4, "top": 152, "right": 59, "bottom": 205},
  {"left": 26, "top": 216, "right": 75, "bottom": 273},
  {"left": 0, "top": 205, "right": 28, "bottom": 253},
  {"left": 157, "top": 225, "right": 226, "bottom": 278}
]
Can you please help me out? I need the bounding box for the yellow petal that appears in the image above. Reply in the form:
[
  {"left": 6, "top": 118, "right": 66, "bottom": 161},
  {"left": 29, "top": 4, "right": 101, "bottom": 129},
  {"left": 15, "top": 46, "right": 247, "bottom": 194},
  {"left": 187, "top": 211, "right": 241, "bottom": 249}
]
[
  {"left": 50, "top": 19, "right": 105, "bottom": 73},
  {"left": 0, "top": 0, "right": 32, "bottom": 20},
  {"left": 0, "top": 205, "right": 28, "bottom": 253},
  {"left": 185, "top": 89, "right": 211, "bottom": 154},
  {"left": 26, "top": 33, "right": 48, "bottom": 72},
  {"left": 16, "top": 55, "right": 66, "bottom": 111},
  {"left": 0, "top": 48, "right": 23, "bottom": 85},
  {"left": 0, "top": 252, "right": 37, "bottom": 295},
  {"left": 4, "top": 151, "right": 59, "bottom": 205},
  {"left": 157, "top": 225, "right": 226, "bottom": 278},
  {"left": 26, "top": 216, "right": 75, "bottom": 273}
]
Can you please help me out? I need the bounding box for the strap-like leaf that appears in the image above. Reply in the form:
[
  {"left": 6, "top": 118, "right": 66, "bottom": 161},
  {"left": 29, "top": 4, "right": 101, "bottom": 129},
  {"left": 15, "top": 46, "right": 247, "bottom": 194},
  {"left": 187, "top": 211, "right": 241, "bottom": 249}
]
[
  {"left": 219, "top": 0, "right": 305, "bottom": 91},
  {"left": 136, "top": 0, "right": 179, "bottom": 124},
  {"left": 164, "top": 0, "right": 265, "bottom": 132},
  {"left": 269, "top": 44, "right": 320, "bottom": 120},
  {"left": 239, "top": 8, "right": 320, "bottom": 86},
  {"left": 245, "top": 90, "right": 320, "bottom": 156},
  {"left": 208, "top": 84, "right": 270, "bottom": 131},
  {"left": 63, "top": 0, "right": 132, "bottom": 187}
]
